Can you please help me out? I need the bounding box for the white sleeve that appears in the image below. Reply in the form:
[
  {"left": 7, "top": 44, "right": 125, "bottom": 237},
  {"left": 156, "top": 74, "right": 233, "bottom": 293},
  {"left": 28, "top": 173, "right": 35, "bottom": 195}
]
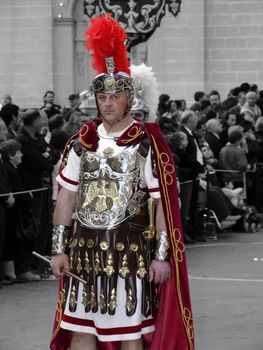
[
  {"left": 144, "top": 147, "right": 161, "bottom": 199},
  {"left": 56, "top": 148, "right": 80, "bottom": 192}
]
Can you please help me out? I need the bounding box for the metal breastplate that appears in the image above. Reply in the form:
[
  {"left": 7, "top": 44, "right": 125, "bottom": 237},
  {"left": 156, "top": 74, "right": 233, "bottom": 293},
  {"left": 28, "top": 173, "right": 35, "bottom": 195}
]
[{"left": 75, "top": 144, "right": 148, "bottom": 229}]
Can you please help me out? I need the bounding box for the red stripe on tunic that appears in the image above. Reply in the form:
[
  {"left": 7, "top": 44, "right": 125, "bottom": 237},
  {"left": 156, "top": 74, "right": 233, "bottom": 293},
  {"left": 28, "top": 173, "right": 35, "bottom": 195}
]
[
  {"left": 62, "top": 315, "right": 155, "bottom": 335},
  {"left": 148, "top": 187, "right": 160, "bottom": 193},
  {"left": 59, "top": 172, "right": 79, "bottom": 186}
]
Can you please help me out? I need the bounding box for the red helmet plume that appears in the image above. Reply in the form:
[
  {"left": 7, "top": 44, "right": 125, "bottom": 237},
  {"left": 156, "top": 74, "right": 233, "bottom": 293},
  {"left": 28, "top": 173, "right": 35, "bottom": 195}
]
[{"left": 84, "top": 14, "right": 130, "bottom": 76}]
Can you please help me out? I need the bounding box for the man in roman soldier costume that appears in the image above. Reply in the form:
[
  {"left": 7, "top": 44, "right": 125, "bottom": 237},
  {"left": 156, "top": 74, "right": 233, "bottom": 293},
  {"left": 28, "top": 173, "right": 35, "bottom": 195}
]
[{"left": 50, "top": 14, "right": 194, "bottom": 350}]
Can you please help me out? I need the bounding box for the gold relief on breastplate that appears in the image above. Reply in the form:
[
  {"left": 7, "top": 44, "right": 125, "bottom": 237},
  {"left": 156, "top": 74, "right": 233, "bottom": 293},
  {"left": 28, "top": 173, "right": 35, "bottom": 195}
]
[
  {"left": 82, "top": 153, "right": 99, "bottom": 172},
  {"left": 103, "top": 147, "right": 114, "bottom": 158},
  {"left": 81, "top": 180, "right": 120, "bottom": 213}
]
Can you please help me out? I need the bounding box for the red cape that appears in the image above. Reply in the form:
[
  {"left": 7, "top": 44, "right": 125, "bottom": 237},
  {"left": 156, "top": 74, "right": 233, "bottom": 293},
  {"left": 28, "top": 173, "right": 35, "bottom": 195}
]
[{"left": 50, "top": 120, "right": 194, "bottom": 350}]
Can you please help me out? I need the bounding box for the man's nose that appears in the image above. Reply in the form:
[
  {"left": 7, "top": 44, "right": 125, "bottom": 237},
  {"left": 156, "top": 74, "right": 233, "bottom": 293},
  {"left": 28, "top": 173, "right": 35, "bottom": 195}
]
[{"left": 104, "top": 96, "right": 112, "bottom": 106}]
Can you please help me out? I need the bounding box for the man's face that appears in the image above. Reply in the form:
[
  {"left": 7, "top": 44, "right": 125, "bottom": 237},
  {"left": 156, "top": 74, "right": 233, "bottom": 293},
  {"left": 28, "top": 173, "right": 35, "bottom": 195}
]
[
  {"left": 239, "top": 92, "right": 247, "bottom": 106},
  {"left": 11, "top": 150, "right": 23, "bottom": 166},
  {"left": 227, "top": 114, "right": 237, "bottom": 126},
  {"left": 214, "top": 120, "right": 223, "bottom": 134},
  {"left": 45, "top": 93, "right": 54, "bottom": 105},
  {"left": 2, "top": 95, "right": 11, "bottom": 106},
  {"left": 96, "top": 91, "right": 128, "bottom": 125},
  {"left": 210, "top": 94, "right": 220, "bottom": 107},
  {"left": 247, "top": 93, "right": 257, "bottom": 107},
  {"left": 196, "top": 124, "right": 206, "bottom": 139},
  {"left": 69, "top": 98, "right": 78, "bottom": 108}
]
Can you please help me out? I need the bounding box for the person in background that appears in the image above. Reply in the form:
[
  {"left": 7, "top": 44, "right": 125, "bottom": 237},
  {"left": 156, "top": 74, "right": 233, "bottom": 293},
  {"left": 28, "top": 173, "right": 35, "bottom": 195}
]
[
  {"left": 17, "top": 109, "right": 54, "bottom": 266},
  {"left": 1, "top": 139, "right": 40, "bottom": 282},
  {"left": 180, "top": 99, "right": 187, "bottom": 112},
  {"left": 179, "top": 110, "right": 204, "bottom": 243},
  {"left": 0, "top": 104, "right": 21, "bottom": 139},
  {"left": 62, "top": 94, "right": 80, "bottom": 121},
  {"left": 156, "top": 93, "right": 170, "bottom": 119},
  {"left": 0, "top": 149, "right": 14, "bottom": 288},
  {"left": 0, "top": 94, "right": 12, "bottom": 111},
  {"left": 205, "top": 118, "right": 223, "bottom": 161},
  {"left": 207, "top": 90, "right": 225, "bottom": 119},
  {"left": 219, "top": 130, "right": 249, "bottom": 185},
  {"left": 40, "top": 91, "right": 61, "bottom": 119},
  {"left": 220, "top": 111, "right": 237, "bottom": 146},
  {"left": 241, "top": 91, "right": 261, "bottom": 124},
  {"left": 222, "top": 86, "right": 240, "bottom": 111},
  {"left": 190, "top": 91, "right": 206, "bottom": 117}
]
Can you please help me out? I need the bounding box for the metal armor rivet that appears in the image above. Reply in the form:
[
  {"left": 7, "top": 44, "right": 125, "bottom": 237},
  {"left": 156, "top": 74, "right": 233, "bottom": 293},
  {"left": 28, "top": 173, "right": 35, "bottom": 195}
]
[
  {"left": 100, "top": 241, "right": 109, "bottom": 251},
  {"left": 78, "top": 238, "right": 85, "bottom": 247},
  {"left": 116, "top": 241, "right": 125, "bottom": 251},
  {"left": 87, "top": 239, "right": 94, "bottom": 248},
  {"left": 130, "top": 243, "right": 139, "bottom": 252}
]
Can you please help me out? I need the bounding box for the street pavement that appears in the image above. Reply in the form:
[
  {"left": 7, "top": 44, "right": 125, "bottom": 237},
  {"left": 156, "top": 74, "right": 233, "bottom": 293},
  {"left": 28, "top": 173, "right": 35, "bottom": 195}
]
[{"left": 1, "top": 229, "right": 263, "bottom": 350}]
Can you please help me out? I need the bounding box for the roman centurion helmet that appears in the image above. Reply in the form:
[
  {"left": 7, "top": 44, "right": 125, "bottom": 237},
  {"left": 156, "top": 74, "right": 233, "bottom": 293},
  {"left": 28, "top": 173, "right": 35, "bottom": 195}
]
[{"left": 84, "top": 14, "right": 134, "bottom": 114}]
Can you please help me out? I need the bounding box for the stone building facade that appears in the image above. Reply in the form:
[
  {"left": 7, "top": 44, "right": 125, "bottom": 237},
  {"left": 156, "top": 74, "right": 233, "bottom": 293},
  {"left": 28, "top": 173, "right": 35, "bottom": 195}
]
[{"left": 0, "top": 0, "right": 263, "bottom": 109}]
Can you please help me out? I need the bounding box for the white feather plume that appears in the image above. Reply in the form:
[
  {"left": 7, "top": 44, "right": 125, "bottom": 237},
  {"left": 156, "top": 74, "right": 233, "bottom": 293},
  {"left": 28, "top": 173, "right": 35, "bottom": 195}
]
[{"left": 130, "top": 63, "right": 159, "bottom": 122}]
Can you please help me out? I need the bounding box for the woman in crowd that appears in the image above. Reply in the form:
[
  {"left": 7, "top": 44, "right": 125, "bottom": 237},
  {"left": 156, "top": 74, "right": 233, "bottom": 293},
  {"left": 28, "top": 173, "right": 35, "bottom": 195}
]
[{"left": 1, "top": 139, "right": 40, "bottom": 282}]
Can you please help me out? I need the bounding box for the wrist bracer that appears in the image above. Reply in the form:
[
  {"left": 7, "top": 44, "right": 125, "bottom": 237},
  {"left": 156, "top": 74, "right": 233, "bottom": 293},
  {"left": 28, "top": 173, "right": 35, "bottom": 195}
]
[
  {"left": 52, "top": 225, "right": 71, "bottom": 255},
  {"left": 155, "top": 230, "right": 170, "bottom": 261}
]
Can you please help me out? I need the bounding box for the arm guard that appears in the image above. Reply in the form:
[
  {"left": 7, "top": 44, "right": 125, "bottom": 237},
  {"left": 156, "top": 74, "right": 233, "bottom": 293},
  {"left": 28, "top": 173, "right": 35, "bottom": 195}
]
[
  {"left": 52, "top": 225, "right": 71, "bottom": 255},
  {"left": 155, "top": 230, "right": 170, "bottom": 261}
]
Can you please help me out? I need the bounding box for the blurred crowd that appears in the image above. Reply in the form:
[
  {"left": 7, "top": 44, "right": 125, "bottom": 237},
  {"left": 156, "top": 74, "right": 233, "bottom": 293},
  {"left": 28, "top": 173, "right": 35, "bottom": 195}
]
[
  {"left": 0, "top": 82, "right": 263, "bottom": 288},
  {"left": 156, "top": 83, "right": 263, "bottom": 243}
]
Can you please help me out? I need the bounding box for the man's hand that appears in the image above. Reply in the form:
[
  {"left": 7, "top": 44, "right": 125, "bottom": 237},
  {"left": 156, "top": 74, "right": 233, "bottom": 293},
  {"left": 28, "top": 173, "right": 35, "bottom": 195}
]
[
  {"left": 149, "top": 260, "right": 171, "bottom": 284},
  {"left": 50, "top": 253, "right": 70, "bottom": 278}
]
